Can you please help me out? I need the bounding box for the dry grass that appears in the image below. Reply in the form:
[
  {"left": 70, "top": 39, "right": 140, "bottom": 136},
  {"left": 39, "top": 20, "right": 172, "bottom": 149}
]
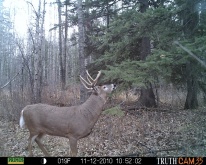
[
  {"left": 41, "top": 84, "right": 80, "bottom": 106},
  {"left": 0, "top": 84, "right": 80, "bottom": 122}
]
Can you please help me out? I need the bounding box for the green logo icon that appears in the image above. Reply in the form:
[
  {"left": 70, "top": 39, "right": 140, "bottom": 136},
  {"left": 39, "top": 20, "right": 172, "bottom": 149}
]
[{"left": 7, "top": 157, "right": 24, "bottom": 164}]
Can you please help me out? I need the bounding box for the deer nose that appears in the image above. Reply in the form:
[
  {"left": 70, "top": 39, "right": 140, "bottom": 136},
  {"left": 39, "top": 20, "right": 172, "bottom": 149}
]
[{"left": 113, "top": 84, "right": 117, "bottom": 89}]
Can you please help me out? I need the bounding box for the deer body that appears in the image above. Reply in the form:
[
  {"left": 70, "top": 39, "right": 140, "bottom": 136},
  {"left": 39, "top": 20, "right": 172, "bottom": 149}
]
[
  {"left": 20, "top": 71, "right": 116, "bottom": 156},
  {"left": 21, "top": 94, "right": 105, "bottom": 139}
]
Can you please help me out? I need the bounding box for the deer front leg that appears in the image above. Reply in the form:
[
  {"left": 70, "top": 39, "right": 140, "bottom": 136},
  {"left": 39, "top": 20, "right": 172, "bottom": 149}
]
[{"left": 69, "top": 137, "right": 78, "bottom": 157}]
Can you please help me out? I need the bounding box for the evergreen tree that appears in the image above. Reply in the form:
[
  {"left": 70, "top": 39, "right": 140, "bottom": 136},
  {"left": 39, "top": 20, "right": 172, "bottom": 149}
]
[{"left": 88, "top": 0, "right": 206, "bottom": 109}]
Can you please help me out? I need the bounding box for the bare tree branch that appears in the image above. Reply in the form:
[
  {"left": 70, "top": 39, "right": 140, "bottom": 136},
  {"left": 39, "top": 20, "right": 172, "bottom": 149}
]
[
  {"left": 0, "top": 73, "right": 19, "bottom": 90},
  {"left": 26, "top": 1, "right": 39, "bottom": 19}
]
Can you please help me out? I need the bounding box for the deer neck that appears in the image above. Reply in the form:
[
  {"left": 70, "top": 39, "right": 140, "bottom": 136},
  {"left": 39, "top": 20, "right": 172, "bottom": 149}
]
[{"left": 80, "top": 94, "right": 106, "bottom": 123}]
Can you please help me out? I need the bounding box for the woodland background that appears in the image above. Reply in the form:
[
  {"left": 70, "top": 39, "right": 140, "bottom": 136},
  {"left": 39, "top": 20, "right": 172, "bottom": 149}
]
[{"left": 0, "top": 0, "right": 206, "bottom": 157}]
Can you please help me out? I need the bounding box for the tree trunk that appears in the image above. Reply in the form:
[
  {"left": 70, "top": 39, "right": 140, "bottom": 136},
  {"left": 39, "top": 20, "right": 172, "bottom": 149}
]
[
  {"left": 57, "top": 0, "right": 66, "bottom": 90},
  {"left": 64, "top": 2, "right": 69, "bottom": 82},
  {"left": 77, "top": 0, "right": 87, "bottom": 103},
  {"left": 137, "top": 37, "right": 157, "bottom": 108},
  {"left": 184, "top": 62, "right": 198, "bottom": 109},
  {"left": 138, "top": 84, "right": 157, "bottom": 107},
  {"left": 182, "top": 0, "right": 199, "bottom": 109},
  {"left": 33, "top": 1, "right": 41, "bottom": 103},
  {"left": 106, "top": 0, "right": 110, "bottom": 28},
  {"left": 33, "top": 0, "right": 46, "bottom": 103},
  {"left": 137, "top": 0, "right": 157, "bottom": 108}
]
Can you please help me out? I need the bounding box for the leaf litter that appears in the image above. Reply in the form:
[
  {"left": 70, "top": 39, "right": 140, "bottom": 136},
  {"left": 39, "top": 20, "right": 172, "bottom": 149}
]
[{"left": 1, "top": 107, "right": 206, "bottom": 157}]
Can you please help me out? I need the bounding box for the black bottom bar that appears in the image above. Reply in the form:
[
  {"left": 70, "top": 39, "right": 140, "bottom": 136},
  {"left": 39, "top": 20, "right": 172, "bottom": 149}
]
[{"left": 1, "top": 157, "right": 206, "bottom": 165}]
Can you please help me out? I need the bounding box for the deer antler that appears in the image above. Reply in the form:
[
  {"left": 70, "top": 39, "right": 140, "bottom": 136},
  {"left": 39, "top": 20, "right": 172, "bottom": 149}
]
[
  {"left": 80, "top": 70, "right": 101, "bottom": 89},
  {"left": 86, "top": 70, "right": 95, "bottom": 82},
  {"left": 80, "top": 75, "right": 93, "bottom": 89}
]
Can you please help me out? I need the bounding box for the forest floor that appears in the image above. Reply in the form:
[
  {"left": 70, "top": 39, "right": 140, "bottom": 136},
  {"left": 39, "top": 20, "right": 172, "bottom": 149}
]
[{"left": 1, "top": 105, "right": 206, "bottom": 157}]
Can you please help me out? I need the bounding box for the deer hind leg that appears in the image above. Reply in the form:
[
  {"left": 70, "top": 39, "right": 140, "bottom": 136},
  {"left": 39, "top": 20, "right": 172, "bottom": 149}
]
[
  {"left": 69, "top": 137, "right": 78, "bottom": 157},
  {"left": 35, "top": 133, "right": 50, "bottom": 157},
  {"left": 28, "top": 134, "right": 38, "bottom": 157}
]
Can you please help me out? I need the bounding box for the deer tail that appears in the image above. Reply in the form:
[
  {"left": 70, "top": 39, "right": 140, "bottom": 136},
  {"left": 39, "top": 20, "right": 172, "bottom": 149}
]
[{"left": 19, "top": 110, "right": 25, "bottom": 129}]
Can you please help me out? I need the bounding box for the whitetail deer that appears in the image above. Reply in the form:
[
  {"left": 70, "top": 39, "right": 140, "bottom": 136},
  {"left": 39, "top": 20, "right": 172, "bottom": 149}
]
[{"left": 19, "top": 70, "right": 116, "bottom": 157}]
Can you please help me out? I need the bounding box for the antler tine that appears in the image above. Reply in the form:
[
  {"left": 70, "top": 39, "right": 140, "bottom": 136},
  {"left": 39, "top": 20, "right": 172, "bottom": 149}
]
[
  {"left": 86, "top": 70, "right": 95, "bottom": 82},
  {"left": 93, "top": 71, "right": 101, "bottom": 84},
  {"left": 80, "top": 75, "right": 93, "bottom": 90},
  {"left": 86, "top": 75, "right": 93, "bottom": 84},
  {"left": 80, "top": 70, "right": 102, "bottom": 89},
  {"left": 80, "top": 75, "right": 92, "bottom": 86}
]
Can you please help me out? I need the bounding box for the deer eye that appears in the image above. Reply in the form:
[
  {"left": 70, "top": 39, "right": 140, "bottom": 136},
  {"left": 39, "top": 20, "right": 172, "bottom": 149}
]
[{"left": 103, "top": 86, "right": 107, "bottom": 89}]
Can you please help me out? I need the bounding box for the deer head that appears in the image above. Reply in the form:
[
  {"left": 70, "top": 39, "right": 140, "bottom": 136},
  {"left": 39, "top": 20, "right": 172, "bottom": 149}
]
[{"left": 80, "top": 70, "right": 116, "bottom": 99}]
